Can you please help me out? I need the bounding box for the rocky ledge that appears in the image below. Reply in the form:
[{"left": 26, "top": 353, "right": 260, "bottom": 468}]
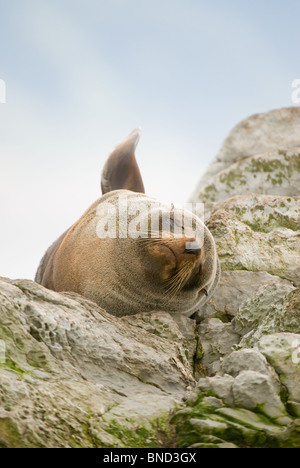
[{"left": 1, "top": 107, "right": 300, "bottom": 448}]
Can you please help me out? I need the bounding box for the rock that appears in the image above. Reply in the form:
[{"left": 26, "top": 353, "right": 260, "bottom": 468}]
[
  {"left": 208, "top": 194, "right": 300, "bottom": 233},
  {"left": 235, "top": 288, "right": 300, "bottom": 348},
  {"left": 190, "top": 418, "right": 228, "bottom": 432},
  {"left": 233, "top": 283, "right": 295, "bottom": 336},
  {"left": 220, "top": 349, "right": 278, "bottom": 384},
  {"left": 201, "top": 396, "right": 224, "bottom": 409},
  {"left": 0, "top": 277, "right": 197, "bottom": 448},
  {"left": 278, "top": 420, "right": 300, "bottom": 448},
  {"left": 197, "top": 374, "right": 235, "bottom": 407},
  {"left": 197, "top": 319, "right": 240, "bottom": 375},
  {"left": 232, "top": 370, "right": 288, "bottom": 423},
  {"left": 258, "top": 333, "right": 300, "bottom": 403},
  {"left": 214, "top": 407, "right": 288, "bottom": 436},
  {"left": 193, "top": 148, "right": 300, "bottom": 203},
  {"left": 196, "top": 270, "right": 294, "bottom": 322},
  {"left": 190, "top": 107, "right": 300, "bottom": 200},
  {"left": 207, "top": 195, "right": 300, "bottom": 286},
  {"left": 197, "top": 359, "right": 289, "bottom": 423},
  {"left": 190, "top": 440, "right": 239, "bottom": 449},
  {"left": 172, "top": 362, "right": 300, "bottom": 447},
  {"left": 175, "top": 108, "right": 300, "bottom": 448},
  {"left": 124, "top": 312, "right": 197, "bottom": 371},
  {"left": 287, "top": 401, "right": 300, "bottom": 418},
  {"left": 171, "top": 393, "right": 298, "bottom": 448}
]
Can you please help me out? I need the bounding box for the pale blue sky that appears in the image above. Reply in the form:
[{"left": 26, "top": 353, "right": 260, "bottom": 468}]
[{"left": 0, "top": 0, "right": 299, "bottom": 279}]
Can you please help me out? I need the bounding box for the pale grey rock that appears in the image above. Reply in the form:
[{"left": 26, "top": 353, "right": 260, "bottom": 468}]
[
  {"left": 197, "top": 353, "right": 289, "bottom": 423},
  {"left": 197, "top": 270, "right": 294, "bottom": 321},
  {"left": 0, "top": 277, "right": 197, "bottom": 448},
  {"left": 197, "top": 374, "right": 235, "bottom": 407},
  {"left": 221, "top": 349, "right": 277, "bottom": 382},
  {"left": 235, "top": 288, "right": 300, "bottom": 348},
  {"left": 198, "top": 319, "right": 240, "bottom": 375},
  {"left": 233, "top": 283, "right": 295, "bottom": 334},
  {"left": 214, "top": 407, "right": 288, "bottom": 436},
  {"left": 220, "top": 349, "right": 282, "bottom": 402},
  {"left": 175, "top": 403, "right": 284, "bottom": 447},
  {"left": 201, "top": 396, "right": 224, "bottom": 409},
  {"left": 189, "top": 439, "right": 239, "bottom": 449},
  {"left": 124, "top": 311, "right": 197, "bottom": 371},
  {"left": 193, "top": 148, "right": 300, "bottom": 203},
  {"left": 209, "top": 194, "right": 300, "bottom": 233},
  {"left": 232, "top": 370, "right": 288, "bottom": 422},
  {"left": 190, "top": 107, "right": 300, "bottom": 200},
  {"left": 258, "top": 333, "right": 300, "bottom": 403},
  {"left": 174, "top": 108, "right": 300, "bottom": 448},
  {"left": 190, "top": 418, "right": 228, "bottom": 432},
  {"left": 207, "top": 196, "right": 300, "bottom": 286}
]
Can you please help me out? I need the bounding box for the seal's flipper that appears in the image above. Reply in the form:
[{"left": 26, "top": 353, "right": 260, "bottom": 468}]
[{"left": 101, "top": 127, "right": 145, "bottom": 194}]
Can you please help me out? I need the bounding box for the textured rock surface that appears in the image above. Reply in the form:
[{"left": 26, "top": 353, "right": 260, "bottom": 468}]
[
  {"left": 172, "top": 398, "right": 300, "bottom": 448},
  {"left": 258, "top": 333, "right": 300, "bottom": 404},
  {"left": 207, "top": 195, "right": 300, "bottom": 286},
  {"left": 194, "top": 148, "right": 300, "bottom": 203},
  {"left": 191, "top": 107, "right": 300, "bottom": 200},
  {"left": 172, "top": 341, "right": 299, "bottom": 448},
  {"left": 198, "top": 348, "right": 289, "bottom": 423},
  {"left": 196, "top": 270, "right": 295, "bottom": 322},
  {"left": 0, "top": 277, "right": 197, "bottom": 448},
  {"left": 205, "top": 194, "right": 300, "bottom": 229},
  {"left": 231, "top": 370, "right": 287, "bottom": 421},
  {"left": 198, "top": 319, "right": 239, "bottom": 375},
  {"left": 175, "top": 107, "right": 300, "bottom": 448},
  {"left": 235, "top": 288, "right": 300, "bottom": 348}
]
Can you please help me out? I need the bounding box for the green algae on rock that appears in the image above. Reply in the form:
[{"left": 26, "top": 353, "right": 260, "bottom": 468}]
[
  {"left": 190, "top": 107, "right": 300, "bottom": 201},
  {"left": 194, "top": 149, "right": 300, "bottom": 203},
  {"left": 206, "top": 195, "right": 300, "bottom": 286}
]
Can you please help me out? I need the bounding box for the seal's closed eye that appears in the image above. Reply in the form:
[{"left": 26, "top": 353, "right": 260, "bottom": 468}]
[{"left": 185, "top": 241, "right": 201, "bottom": 256}]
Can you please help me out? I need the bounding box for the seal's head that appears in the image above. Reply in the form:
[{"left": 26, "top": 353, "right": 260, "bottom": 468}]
[
  {"left": 36, "top": 128, "right": 220, "bottom": 317},
  {"left": 71, "top": 189, "right": 220, "bottom": 317}
]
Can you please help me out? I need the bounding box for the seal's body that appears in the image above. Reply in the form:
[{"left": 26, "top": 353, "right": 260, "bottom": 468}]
[{"left": 36, "top": 129, "right": 220, "bottom": 317}]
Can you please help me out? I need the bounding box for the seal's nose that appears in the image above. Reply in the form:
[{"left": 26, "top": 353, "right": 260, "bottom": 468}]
[
  {"left": 184, "top": 241, "right": 201, "bottom": 256},
  {"left": 145, "top": 237, "right": 203, "bottom": 283}
]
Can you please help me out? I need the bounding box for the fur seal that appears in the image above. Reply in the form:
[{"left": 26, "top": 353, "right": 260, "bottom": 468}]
[{"left": 35, "top": 128, "right": 220, "bottom": 317}]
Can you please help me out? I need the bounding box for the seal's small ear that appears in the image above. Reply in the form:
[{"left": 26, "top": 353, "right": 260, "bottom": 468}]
[{"left": 101, "top": 127, "right": 145, "bottom": 195}]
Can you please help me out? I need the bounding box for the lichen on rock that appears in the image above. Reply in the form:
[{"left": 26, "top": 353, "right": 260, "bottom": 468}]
[
  {"left": 195, "top": 149, "right": 300, "bottom": 203},
  {"left": 177, "top": 107, "right": 300, "bottom": 449}
]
